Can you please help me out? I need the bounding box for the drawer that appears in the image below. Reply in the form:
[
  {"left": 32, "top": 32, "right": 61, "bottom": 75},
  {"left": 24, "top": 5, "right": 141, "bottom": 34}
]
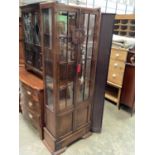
[
  {"left": 108, "top": 59, "right": 125, "bottom": 73},
  {"left": 24, "top": 98, "right": 41, "bottom": 114},
  {"left": 22, "top": 105, "right": 40, "bottom": 130},
  {"left": 108, "top": 71, "right": 123, "bottom": 86},
  {"left": 21, "top": 83, "right": 40, "bottom": 102},
  {"left": 108, "top": 59, "right": 125, "bottom": 86},
  {"left": 110, "top": 48, "right": 127, "bottom": 61}
]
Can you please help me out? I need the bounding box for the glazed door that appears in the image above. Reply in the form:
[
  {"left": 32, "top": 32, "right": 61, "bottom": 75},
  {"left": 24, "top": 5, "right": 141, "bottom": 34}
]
[
  {"left": 22, "top": 7, "right": 42, "bottom": 72},
  {"left": 56, "top": 10, "right": 97, "bottom": 135},
  {"left": 73, "top": 12, "right": 96, "bottom": 129},
  {"left": 56, "top": 10, "right": 78, "bottom": 137}
]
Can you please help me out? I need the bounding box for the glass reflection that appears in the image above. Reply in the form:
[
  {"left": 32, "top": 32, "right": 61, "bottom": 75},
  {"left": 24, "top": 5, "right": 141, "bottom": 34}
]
[
  {"left": 87, "top": 14, "right": 95, "bottom": 59},
  {"left": 23, "top": 13, "right": 33, "bottom": 44},
  {"left": 34, "top": 12, "right": 40, "bottom": 45},
  {"left": 57, "top": 11, "right": 68, "bottom": 62},
  {"left": 59, "top": 88, "right": 66, "bottom": 110},
  {"left": 66, "top": 83, "right": 73, "bottom": 107},
  {"left": 46, "top": 87, "right": 54, "bottom": 109},
  {"left": 43, "top": 9, "right": 52, "bottom": 48},
  {"left": 42, "top": 8, "right": 53, "bottom": 107}
]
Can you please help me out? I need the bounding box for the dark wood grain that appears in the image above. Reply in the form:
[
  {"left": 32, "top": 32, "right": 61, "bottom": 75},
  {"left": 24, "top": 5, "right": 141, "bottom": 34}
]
[
  {"left": 91, "top": 13, "right": 115, "bottom": 132},
  {"left": 120, "top": 50, "right": 135, "bottom": 115},
  {"left": 39, "top": 2, "right": 101, "bottom": 153},
  {"left": 19, "top": 67, "right": 43, "bottom": 90}
]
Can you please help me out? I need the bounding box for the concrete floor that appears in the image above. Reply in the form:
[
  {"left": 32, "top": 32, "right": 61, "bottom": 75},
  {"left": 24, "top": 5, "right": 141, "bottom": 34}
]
[{"left": 19, "top": 100, "right": 135, "bottom": 155}]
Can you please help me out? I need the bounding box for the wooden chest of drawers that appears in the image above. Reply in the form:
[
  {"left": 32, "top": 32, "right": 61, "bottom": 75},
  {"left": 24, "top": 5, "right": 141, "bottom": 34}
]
[
  {"left": 20, "top": 67, "right": 44, "bottom": 139},
  {"left": 105, "top": 47, "right": 128, "bottom": 106},
  {"left": 107, "top": 47, "right": 127, "bottom": 87}
]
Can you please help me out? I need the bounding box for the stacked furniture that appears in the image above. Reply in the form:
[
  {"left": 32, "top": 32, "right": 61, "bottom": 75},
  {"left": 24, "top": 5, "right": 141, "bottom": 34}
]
[
  {"left": 113, "top": 14, "right": 135, "bottom": 37},
  {"left": 19, "top": 2, "right": 115, "bottom": 154},
  {"left": 105, "top": 14, "right": 135, "bottom": 115},
  {"left": 20, "top": 2, "right": 116, "bottom": 153}
]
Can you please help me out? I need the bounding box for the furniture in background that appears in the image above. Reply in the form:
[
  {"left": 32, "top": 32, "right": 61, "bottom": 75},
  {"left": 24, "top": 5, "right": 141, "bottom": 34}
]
[
  {"left": 120, "top": 48, "right": 135, "bottom": 115},
  {"left": 105, "top": 14, "right": 135, "bottom": 113},
  {"left": 39, "top": 2, "right": 101, "bottom": 154},
  {"left": 105, "top": 47, "right": 128, "bottom": 106},
  {"left": 20, "top": 67, "right": 44, "bottom": 139},
  {"left": 19, "top": 17, "right": 25, "bottom": 66},
  {"left": 19, "top": 18, "right": 25, "bottom": 113},
  {"left": 113, "top": 14, "right": 135, "bottom": 37},
  {"left": 92, "top": 13, "right": 115, "bottom": 132},
  {"left": 21, "top": 3, "right": 43, "bottom": 77}
]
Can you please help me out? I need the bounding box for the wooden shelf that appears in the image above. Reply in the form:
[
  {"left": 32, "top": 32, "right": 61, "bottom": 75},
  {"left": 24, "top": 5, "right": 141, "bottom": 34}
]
[
  {"left": 105, "top": 83, "right": 121, "bottom": 105},
  {"left": 107, "top": 81, "right": 122, "bottom": 88},
  {"left": 114, "top": 29, "right": 134, "bottom": 32},
  {"left": 114, "top": 14, "right": 135, "bottom": 38},
  {"left": 105, "top": 91, "right": 118, "bottom": 103},
  {"left": 115, "top": 14, "right": 135, "bottom": 20}
]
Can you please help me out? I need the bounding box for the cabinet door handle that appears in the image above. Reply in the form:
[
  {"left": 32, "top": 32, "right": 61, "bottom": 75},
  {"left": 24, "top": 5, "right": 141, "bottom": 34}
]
[
  {"left": 27, "top": 91, "right": 31, "bottom": 95},
  {"left": 112, "top": 74, "right": 116, "bottom": 78},
  {"left": 114, "top": 63, "right": 118, "bottom": 67},
  {"left": 28, "top": 101, "right": 33, "bottom": 107},
  {"left": 115, "top": 53, "right": 119, "bottom": 57},
  {"left": 28, "top": 113, "right": 33, "bottom": 119}
]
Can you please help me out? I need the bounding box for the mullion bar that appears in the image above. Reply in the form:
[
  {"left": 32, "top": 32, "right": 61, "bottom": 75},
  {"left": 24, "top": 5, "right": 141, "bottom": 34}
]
[
  {"left": 83, "top": 13, "right": 90, "bottom": 100},
  {"left": 65, "top": 11, "right": 69, "bottom": 108}
]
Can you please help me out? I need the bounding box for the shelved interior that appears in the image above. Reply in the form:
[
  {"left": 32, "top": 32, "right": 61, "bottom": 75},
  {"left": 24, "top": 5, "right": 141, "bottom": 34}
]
[
  {"left": 113, "top": 15, "right": 135, "bottom": 37},
  {"left": 105, "top": 84, "right": 120, "bottom": 103}
]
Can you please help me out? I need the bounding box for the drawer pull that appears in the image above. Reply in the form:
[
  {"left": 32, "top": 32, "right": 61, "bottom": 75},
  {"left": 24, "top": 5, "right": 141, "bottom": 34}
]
[
  {"left": 112, "top": 74, "right": 116, "bottom": 78},
  {"left": 28, "top": 101, "right": 33, "bottom": 107},
  {"left": 115, "top": 53, "right": 119, "bottom": 57},
  {"left": 28, "top": 113, "right": 33, "bottom": 119},
  {"left": 27, "top": 91, "right": 31, "bottom": 95},
  {"left": 114, "top": 63, "right": 118, "bottom": 67}
]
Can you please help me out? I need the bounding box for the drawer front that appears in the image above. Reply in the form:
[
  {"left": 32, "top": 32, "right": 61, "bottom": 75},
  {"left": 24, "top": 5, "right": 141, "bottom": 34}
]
[
  {"left": 24, "top": 98, "right": 41, "bottom": 114},
  {"left": 21, "top": 83, "right": 40, "bottom": 102},
  {"left": 108, "top": 60, "right": 125, "bottom": 86},
  {"left": 110, "top": 48, "right": 127, "bottom": 61},
  {"left": 108, "top": 71, "right": 124, "bottom": 86},
  {"left": 109, "top": 59, "right": 125, "bottom": 73},
  {"left": 22, "top": 105, "right": 40, "bottom": 129}
]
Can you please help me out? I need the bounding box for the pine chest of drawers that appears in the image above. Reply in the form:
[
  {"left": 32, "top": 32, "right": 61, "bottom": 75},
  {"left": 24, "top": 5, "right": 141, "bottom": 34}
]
[
  {"left": 19, "top": 67, "right": 44, "bottom": 139},
  {"left": 107, "top": 47, "right": 127, "bottom": 87},
  {"left": 105, "top": 47, "right": 128, "bottom": 106}
]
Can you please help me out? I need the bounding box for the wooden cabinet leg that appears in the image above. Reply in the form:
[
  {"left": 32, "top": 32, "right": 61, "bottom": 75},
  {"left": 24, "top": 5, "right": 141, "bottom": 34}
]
[{"left": 117, "top": 88, "right": 121, "bottom": 108}]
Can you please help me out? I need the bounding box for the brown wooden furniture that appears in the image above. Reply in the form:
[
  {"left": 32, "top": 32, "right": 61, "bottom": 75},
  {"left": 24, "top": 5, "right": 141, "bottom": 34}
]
[
  {"left": 120, "top": 49, "right": 135, "bottom": 115},
  {"left": 105, "top": 46, "right": 128, "bottom": 106},
  {"left": 19, "top": 67, "right": 44, "bottom": 139},
  {"left": 19, "top": 17, "right": 25, "bottom": 66},
  {"left": 92, "top": 13, "right": 115, "bottom": 132},
  {"left": 113, "top": 14, "right": 135, "bottom": 37},
  {"left": 21, "top": 3, "right": 43, "bottom": 77},
  {"left": 40, "top": 2, "right": 100, "bottom": 154}
]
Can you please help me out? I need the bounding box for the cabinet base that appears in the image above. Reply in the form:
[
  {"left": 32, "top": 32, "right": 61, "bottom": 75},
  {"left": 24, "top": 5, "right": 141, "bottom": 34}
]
[{"left": 43, "top": 125, "right": 91, "bottom": 154}]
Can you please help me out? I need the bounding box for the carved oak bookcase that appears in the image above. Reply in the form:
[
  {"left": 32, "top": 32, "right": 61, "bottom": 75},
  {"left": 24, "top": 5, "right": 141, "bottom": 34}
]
[{"left": 40, "top": 2, "right": 101, "bottom": 154}]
